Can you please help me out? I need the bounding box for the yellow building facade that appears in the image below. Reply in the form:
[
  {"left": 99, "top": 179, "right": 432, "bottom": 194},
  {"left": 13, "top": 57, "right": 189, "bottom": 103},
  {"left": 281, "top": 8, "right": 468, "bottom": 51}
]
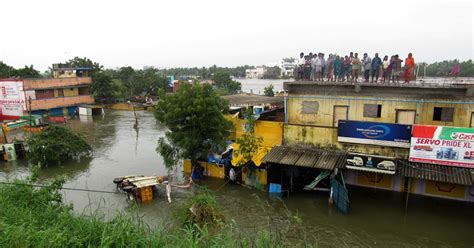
[{"left": 282, "top": 82, "right": 474, "bottom": 201}]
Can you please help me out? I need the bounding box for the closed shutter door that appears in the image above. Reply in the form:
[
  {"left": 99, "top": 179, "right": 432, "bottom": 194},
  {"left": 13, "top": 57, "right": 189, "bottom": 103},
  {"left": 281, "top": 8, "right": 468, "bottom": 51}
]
[
  {"left": 397, "top": 110, "right": 416, "bottom": 124},
  {"left": 333, "top": 106, "right": 348, "bottom": 127}
]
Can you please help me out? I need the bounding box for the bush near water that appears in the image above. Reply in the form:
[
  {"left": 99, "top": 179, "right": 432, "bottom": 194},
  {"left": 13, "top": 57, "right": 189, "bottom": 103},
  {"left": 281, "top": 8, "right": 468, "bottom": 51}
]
[{"left": 0, "top": 176, "right": 314, "bottom": 247}]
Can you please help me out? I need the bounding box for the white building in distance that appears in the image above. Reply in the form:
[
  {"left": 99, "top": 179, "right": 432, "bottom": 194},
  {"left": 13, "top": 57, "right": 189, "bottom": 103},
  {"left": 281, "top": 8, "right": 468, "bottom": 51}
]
[{"left": 245, "top": 66, "right": 266, "bottom": 79}]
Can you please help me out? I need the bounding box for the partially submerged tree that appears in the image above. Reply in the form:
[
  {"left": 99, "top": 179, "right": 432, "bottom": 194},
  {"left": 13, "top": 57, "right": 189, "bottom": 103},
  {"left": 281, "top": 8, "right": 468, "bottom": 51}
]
[
  {"left": 26, "top": 126, "right": 92, "bottom": 167},
  {"left": 233, "top": 108, "right": 263, "bottom": 167},
  {"left": 263, "top": 84, "right": 275, "bottom": 97},
  {"left": 154, "top": 83, "right": 233, "bottom": 169}
]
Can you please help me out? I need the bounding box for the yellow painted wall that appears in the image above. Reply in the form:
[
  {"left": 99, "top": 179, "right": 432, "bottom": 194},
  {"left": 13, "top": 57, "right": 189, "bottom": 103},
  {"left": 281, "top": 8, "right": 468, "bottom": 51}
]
[
  {"left": 64, "top": 88, "right": 79, "bottom": 97},
  {"left": 424, "top": 181, "right": 466, "bottom": 199},
  {"left": 356, "top": 172, "right": 393, "bottom": 189},
  {"left": 242, "top": 168, "right": 267, "bottom": 190},
  {"left": 183, "top": 159, "right": 192, "bottom": 173},
  {"left": 227, "top": 117, "right": 283, "bottom": 147},
  {"left": 287, "top": 97, "right": 474, "bottom": 128},
  {"left": 285, "top": 96, "right": 474, "bottom": 157},
  {"left": 183, "top": 159, "right": 225, "bottom": 179},
  {"left": 284, "top": 125, "right": 409, "bottom": 157}
]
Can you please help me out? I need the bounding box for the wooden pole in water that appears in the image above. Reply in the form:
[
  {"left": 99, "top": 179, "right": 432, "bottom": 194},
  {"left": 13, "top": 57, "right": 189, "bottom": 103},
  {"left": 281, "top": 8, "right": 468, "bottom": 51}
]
[
  {"left": 132, "top": 103, "right": 138, "bottom": 129},
  {"left": 404, "top": 178, "right": 411, "bottom": 211}
]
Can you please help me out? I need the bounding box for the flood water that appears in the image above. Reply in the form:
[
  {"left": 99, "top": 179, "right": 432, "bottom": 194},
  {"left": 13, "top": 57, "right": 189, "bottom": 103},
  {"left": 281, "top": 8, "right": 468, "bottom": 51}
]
[{"left": 1, "top": 110, "right": 473, "bottom": 248}]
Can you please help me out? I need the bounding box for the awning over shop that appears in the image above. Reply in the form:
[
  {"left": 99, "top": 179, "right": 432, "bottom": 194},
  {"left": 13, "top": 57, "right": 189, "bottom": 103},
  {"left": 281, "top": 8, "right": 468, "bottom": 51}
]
[
  {"left": 399, "top": 161, "right": 474, "bottom": 186},
  {"left": 262, "top": 146, "right": 347, "bottom": 170}
]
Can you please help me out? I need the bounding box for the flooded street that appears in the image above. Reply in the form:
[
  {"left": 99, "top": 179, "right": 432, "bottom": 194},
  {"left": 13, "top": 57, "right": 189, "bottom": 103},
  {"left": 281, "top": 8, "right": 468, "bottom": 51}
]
[{"left": 1, "top": 110, "right": 473, "bottom": 248}]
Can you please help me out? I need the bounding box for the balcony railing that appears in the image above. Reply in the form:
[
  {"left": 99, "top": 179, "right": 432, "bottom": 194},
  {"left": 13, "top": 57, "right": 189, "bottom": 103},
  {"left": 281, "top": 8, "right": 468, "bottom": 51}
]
[{"left": 30, "top": 95, "right": 94, "bottom": 110}]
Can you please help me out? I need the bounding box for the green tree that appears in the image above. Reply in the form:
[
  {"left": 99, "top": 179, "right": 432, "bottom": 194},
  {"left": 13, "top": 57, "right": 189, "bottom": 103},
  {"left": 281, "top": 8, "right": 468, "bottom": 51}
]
[
  {"left": 66, "top": 57, "right": 117, "bottom": 101},
  {"left": 67, "top": 56, "right": 103, "bottom": 74},
  {"left": 154, "top": 83, "right": 233, "bottom": 169},
  {"left": 233, "top": 108, "right": 263, "bottom": 167},
  {"left": 91, "top": 72, "right": 114, "bottom": 102},
  {"left": 26, "top": 126, "right": 92, "bottom": 167},
  {"left": 263, "top": 66, "right": 281, "bottom": 79},
  {"left": 212, "top": 70, "right": 241, "bottom": 95},
  {"left": 0, "top": 62, "right": 41, "bottom": 79},
  {"left": 263, "top": 84, "right": 275, "bottom": 97}
]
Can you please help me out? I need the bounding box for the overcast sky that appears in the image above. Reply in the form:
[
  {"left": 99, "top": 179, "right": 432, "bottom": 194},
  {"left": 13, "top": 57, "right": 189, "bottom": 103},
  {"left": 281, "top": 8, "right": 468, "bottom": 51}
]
[{"left": 1, "top": 0, "right": 472, "bottom": 71}]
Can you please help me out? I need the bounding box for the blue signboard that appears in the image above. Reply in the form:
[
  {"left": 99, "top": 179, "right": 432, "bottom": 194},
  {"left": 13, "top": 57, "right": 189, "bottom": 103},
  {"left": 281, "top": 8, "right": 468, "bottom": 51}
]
[{"left": 338, "top": 120, "right": 412, "bottom": 148}]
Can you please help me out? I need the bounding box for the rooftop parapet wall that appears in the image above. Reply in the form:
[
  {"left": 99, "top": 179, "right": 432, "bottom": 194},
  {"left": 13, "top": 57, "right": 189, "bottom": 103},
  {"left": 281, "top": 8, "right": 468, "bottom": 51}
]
[
  {"left": 23, "top": 77, "right": 92, "bottom": 90},
  {"left": 284, "top": 81, "right": 474, "bottom": 100}
]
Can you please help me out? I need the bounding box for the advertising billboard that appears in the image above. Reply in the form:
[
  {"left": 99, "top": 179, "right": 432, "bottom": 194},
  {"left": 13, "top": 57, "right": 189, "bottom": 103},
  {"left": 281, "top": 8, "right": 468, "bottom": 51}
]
[
  {"left": 346, "top": 153, "right": 397, "bottom": 174},
  {"left": 409, "top": 125, "right": 474, "bottom": 168},
  {"left": 0, "top": 81, "right": 25, "bottom": 119},
  {"left": 338, "top": 120, "right": 412, "bottom": 148}
]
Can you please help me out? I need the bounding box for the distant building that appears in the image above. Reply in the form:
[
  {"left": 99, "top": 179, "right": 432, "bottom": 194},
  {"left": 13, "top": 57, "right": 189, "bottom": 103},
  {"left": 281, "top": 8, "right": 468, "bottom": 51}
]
[
  {"left": 52, "top": 63, "right": 93, "bottom": 78},
  {"left": 279, "top": 58, "right": 296, "bottom": 77},
  {"left": 0, "top": 64, "right": 95, "bottom": 120},
  {"left": 245, "top": 66, "right": 266, "bottom": 79}
]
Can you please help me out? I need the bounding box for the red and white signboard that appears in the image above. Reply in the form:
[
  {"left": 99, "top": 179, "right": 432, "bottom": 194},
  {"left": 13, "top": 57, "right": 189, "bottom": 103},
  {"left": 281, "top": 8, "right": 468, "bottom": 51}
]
[
  {"left": 409, "top": 125, "right": 474, "bottom": 168},
  {"left": 0, "top": 80, "right": 25, "bottom": 120}
]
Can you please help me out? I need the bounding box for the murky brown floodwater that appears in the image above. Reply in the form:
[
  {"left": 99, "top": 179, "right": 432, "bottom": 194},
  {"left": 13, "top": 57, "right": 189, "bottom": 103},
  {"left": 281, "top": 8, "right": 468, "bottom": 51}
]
[{"left": 1, "top": 110, "right": 473, "bottom": 247}]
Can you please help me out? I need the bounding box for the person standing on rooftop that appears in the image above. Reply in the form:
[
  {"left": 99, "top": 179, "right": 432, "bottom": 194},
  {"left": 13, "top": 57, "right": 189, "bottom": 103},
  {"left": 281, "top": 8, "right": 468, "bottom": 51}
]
[
  {"left": 327, "top": 54, "right": 335, "bottom": 82},
  {"left": 404, "top": 53, "right": 415, "bottom": 83},
  {"left": 362, "top": 53, "right": 371, "bottom": 82},
  {"left": 297, "top": 52, "right": 305, "bottom": 80},
  {"left": 371, "top": 53, "right": 382, "bottom": 83},
  {"left": 391, "top": 54, "right": 402, "bottom": 83},
  {"left": 310, "top": 53, "right": 316, "bottom": 81},
  {"left": 451, "top": 61, "right": 461, "bottom": 77},
  {"left": 315, "top": 53, "right": 323, "bottom": 81},
  {"left": 343, "top": 55, "right": 351, "bottom": 82},
  {"left": 349, "top": 52, "right": 354, "bottom": 81},
  {"left": 304, "top": 55, "right": 312, "bottom": 80},
  {"left": 382, "top": 55, "right": 390, "bottom": 83},
  {"left": 351, "top": 53, "right": 362, "bottom": 83},
  {"left": 334, "top": 56, "right": 343, "bottom": 82},
  {"left": 320, "top": 53, "right": 327, "bottom": 81}
]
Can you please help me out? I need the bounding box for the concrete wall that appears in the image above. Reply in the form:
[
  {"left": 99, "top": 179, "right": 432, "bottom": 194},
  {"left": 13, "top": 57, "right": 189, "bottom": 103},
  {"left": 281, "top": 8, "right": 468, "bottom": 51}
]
[
  {"left": 287, "top": 96, "right": 474, "bottom": 127},
  {"left": 228, "top": 117, "right": 284, "bottom": 147},
  {"left": 343, "top": 170, "right": 474, "bottom": 202},
  {"left": 30, "top": 95, "right": 94, "bottom": 110},
  {"left": 23, "top": 77, "right": 92, "bottom": 90},
  {"left": 284, "top": 89, "right": 474, "bottom": 158}
]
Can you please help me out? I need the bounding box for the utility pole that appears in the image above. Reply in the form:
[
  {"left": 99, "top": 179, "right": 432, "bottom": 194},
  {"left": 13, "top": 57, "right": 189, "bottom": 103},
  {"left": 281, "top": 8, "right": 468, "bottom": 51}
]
[{"left": 132, "top": 102, "right": 138, "bottom": 129}]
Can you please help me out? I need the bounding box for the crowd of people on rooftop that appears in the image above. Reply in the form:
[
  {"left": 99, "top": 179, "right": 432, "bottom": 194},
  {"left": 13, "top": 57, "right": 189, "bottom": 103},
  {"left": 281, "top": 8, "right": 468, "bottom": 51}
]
[{"left": 296, "top": 52, "right": 416, "bottom": 83}]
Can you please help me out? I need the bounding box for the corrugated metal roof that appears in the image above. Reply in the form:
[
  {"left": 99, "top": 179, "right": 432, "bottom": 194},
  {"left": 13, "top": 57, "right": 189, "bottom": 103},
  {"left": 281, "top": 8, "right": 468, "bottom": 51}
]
[
  {"left": 263, "top": 146, "right": 346, "bottom": 170},
  {"left": 400, "top": 161, "right": 473, "bottom": 186}
]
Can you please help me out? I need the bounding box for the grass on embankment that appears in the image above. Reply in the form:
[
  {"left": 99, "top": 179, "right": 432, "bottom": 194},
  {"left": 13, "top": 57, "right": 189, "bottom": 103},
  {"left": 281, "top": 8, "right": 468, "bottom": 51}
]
[{"left": 0, "top": 175, "right": 314, "bottom": 247}]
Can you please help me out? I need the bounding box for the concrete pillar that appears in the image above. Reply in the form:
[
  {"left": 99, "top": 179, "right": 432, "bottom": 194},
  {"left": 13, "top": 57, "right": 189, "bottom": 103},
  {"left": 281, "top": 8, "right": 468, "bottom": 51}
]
[{"left": 354, "top": 84, "right": 361, "bottom": 93}]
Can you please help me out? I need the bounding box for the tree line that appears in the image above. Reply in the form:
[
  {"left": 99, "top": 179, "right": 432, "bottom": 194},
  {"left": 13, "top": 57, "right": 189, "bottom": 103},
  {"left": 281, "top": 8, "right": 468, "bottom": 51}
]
[{"left": 417, "top": 60, "right": 473, "bottom": 77}]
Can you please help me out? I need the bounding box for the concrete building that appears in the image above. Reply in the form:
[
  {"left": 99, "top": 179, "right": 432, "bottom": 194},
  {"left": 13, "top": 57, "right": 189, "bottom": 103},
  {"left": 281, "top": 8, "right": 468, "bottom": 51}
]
[
  {"left": 245, "top": 66, "right": 266, "bottom": 79},
  {"left": 264, "top": 81, "right": 474, "bottom": 203},
  {"left": 279, "top": 58, "right": 296, "bottom": 77},
  {"left": 0, "top": 64, "right": 95, "bottom": 120}
]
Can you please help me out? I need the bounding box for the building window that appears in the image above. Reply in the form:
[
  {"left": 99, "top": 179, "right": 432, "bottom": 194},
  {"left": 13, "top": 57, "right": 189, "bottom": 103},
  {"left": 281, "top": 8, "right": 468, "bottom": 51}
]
[
  {"left": 78, "top": 87, "right": 91, "bottom": 95},
  {"left": 433, "top": 107, "right": 454, "bottom": 122},
  {"left": 35, "top": 89, "right": 55, "bottom": 99},
  {"left": 57, "top": 89, "right": 64, "bottom": 97},
  {"left": 301, "top": 101, "right": 319, "bottom": 114},
  {"left": 363, "top": 104, "right": 382, "bottom": 118}
]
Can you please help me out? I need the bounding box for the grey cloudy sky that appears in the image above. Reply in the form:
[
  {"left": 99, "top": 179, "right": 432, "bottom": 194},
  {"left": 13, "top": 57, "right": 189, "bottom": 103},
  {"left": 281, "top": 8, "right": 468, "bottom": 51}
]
[{"left": 1, "top": 0, "right": 472, "bottom": 71}]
